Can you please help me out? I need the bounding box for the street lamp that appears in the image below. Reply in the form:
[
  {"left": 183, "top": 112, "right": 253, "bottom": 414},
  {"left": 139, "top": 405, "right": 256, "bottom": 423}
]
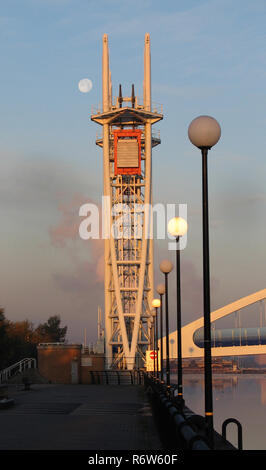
[
  {"left": 152, "top": 298, "right": 161, "bottom": 379},
  {"left": 151, "top": 309, "right": 156, "bottom": 376},
  {"left": 188, "top": 115, "right": 221, "bottom": 448},
  {"left": 156, "top": 283, "right": 165, "bottom": 382},
  {"left": 168, "top": 216, "right": 188, "bottom": 405},
  {"left": 159, "top": 259, "right": 173, "bottom": 391}
]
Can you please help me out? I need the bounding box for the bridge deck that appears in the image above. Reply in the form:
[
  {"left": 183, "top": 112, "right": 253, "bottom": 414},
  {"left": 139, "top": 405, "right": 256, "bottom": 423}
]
[{"left": 1, "top": 384, "right": 162, "bottom": 450}]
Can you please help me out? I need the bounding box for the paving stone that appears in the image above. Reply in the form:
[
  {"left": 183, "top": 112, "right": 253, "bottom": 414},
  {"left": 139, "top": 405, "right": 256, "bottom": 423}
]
[{"left": 0, "top": 384, "right": 162, "bottom": 450}]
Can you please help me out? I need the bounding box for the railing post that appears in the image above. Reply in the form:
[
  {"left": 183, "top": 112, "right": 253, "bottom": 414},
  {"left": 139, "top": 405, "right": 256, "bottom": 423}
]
[
  {"left": 105, "top": 371, "right": 109, "bottom": 385},
  {"left": 222, "top": 418, "right": 243, "bottom": 450},
  {"left": 116, "top": 371, "right": 120, "bottom": 385}
]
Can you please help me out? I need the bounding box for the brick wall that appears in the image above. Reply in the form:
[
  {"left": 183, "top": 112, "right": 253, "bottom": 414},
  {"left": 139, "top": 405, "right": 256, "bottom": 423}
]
[
  {"left": 37, "top": 344, "right": 82, "bottom": 384},
  {"left": 80, "top": 355, "right": 105, "bottom": 384}
]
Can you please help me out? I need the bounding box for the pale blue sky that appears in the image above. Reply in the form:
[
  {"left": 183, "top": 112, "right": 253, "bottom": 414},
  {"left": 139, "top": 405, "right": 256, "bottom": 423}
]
[{"left": 0, "top": 0, "right": 266, "bottom": 342}]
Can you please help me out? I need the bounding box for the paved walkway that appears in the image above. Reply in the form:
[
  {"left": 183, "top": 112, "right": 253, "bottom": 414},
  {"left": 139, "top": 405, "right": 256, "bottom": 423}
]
[{"left": 0, "top": 384, "right": 162, "bottom": 450}]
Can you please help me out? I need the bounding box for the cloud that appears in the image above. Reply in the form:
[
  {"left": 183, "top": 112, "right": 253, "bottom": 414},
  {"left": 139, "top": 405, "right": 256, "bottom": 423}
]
[
  {"left": 0, "top": 148, "right": 105, "bottom": 295},
  {"left": 0, "top": 151, "right": 100, "bottom": 225},
  {"left": 171, "top": 257, "right": 220, "bottom": 326},
  {"left": 154, "top": 236, "right": 221, "bottom": 329},
  {"left": 49, "top": 193, "right": 104, "bottom": 292},
  {"left": 49, "top": 193, "right": 90, "bottom": 247},
  {"left": 53, "top": 257, "right": 103, "bottom": 293}
]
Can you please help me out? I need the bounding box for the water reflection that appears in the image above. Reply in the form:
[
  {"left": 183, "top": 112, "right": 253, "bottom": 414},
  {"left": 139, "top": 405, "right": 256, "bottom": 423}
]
[{"left": 171, "top": 374, "right": 266, "bottom": 450}]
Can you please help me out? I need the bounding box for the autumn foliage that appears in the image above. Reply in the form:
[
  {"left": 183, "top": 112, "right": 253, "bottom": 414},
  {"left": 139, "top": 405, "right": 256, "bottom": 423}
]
[{"left": 0, "top": 309, "right": 67, "bottom": 369}]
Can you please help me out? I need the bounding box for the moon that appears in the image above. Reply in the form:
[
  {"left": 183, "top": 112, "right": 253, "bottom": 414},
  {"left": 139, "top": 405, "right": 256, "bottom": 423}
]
[{"left": 78, "top": 78, "right": 93, "bottom": 93}]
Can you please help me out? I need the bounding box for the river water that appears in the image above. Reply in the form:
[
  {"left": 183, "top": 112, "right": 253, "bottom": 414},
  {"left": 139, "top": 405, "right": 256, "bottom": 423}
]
[{"left": 170, "top": 373, "right": 266, "bottom": 450}]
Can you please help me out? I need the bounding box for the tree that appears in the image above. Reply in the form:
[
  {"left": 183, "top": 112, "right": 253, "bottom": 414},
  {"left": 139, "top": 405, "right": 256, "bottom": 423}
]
[
  {"left": 5, "top": 320, "right": 37, "bottom": 364},
  {"left": 36, "top": 315, "right": 67, "bottom": 343},
  {"left": 0, "top": 313, "right": 68, "bottom": 370},
  {"left": 0, "top": 308, "right": 10, "bottom": 369}
]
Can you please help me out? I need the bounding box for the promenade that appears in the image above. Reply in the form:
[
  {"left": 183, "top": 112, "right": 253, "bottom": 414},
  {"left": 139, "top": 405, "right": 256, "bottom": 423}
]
[{"left": 1, "top": 384, "right": 162, "bottom": 450}]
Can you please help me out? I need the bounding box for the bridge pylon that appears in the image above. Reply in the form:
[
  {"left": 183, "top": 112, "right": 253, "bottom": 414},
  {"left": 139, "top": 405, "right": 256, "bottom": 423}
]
[{"left": 91, "top": 34, "right": 163, "bottom": 370}]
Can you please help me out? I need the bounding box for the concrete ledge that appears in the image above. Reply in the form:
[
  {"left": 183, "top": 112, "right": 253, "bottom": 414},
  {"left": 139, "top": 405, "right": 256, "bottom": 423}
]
[{"left": 37, "top": 343, "right": 82, "bottom": 350}]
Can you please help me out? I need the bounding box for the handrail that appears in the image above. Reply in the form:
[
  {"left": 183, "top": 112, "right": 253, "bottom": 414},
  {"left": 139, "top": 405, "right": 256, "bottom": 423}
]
[
  {"left": 91, "top": 99, "right": 163, "bottom": 116},
  {"left": 222, "top": 418, "right": 243, "bottom": 450},
  {"left": 87, "top": 370, "right": 144, "bottom": 385},
  {"left": 144, "top": 373, "right": 211, "bottom": 450},
  {"left": 0, "top": 358, "right": 37, "bottom": 384},
  {"left": 116, "top": 371, "right": 120, "bottom": 385},
  {"left": 95, "top": 129, "right": 161, "bottom": 142}
]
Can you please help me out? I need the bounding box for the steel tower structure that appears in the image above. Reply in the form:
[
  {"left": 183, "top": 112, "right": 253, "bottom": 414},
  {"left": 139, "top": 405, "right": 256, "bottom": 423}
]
[{"left": 91, "top": 34, "right": 163, "bottom": 369}]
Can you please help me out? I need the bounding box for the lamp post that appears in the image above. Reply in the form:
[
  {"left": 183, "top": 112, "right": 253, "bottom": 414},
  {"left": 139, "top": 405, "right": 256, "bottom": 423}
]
[
  {"left": 151, "top": 309, "right": 156, "bottom": 376},
  {"left": 168, "top": 217, "right": 188, "bottom": 405},
  {"left": 159, "top": 259, "right": 173, "bottom": 391},
  {"left": 156, "top": 283, "right": 165, "bottom": 382},
  {"left": 188, "top": 115, "right": 221, "bottom": 448},
  {"left": 152, "top": 298, "right": 161, "bottom": 379}
]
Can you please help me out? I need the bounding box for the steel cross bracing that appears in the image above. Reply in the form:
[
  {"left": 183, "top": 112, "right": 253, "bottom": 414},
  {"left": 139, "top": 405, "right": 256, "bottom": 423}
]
[{"left": 91, "top": 34, "right": 163, "bottom": 370}]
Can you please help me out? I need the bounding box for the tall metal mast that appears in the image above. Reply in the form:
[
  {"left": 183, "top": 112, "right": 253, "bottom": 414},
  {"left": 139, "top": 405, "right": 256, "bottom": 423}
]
[{"left": 91, "top": 33, "right": 163, "bottom": 369}]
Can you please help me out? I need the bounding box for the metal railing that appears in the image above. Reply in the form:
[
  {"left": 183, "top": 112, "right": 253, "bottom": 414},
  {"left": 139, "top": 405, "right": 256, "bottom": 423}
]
[
  {"left": 222, "top": 418, "right": 243, "bottom": 450},
  {"left": 95, "top": 129, "right": 161, "bottom": 143},
  {"left": 144, "top": 373, "right": 210, "bottom": 450},
  {"left": 88, "top": 369, "right": 144, "bottom": 385},
  {"left": 0, "top": 358, "right": 37, "bottom": 384},
  {"left": 91, "top": 98, "right": 163, "bottom": 116}
]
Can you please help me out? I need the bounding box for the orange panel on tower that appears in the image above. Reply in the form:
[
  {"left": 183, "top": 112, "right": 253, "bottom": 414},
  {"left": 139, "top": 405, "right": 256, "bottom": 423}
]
[{"left": 114, "top": 129, "right": 141, "bottom": 175}]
